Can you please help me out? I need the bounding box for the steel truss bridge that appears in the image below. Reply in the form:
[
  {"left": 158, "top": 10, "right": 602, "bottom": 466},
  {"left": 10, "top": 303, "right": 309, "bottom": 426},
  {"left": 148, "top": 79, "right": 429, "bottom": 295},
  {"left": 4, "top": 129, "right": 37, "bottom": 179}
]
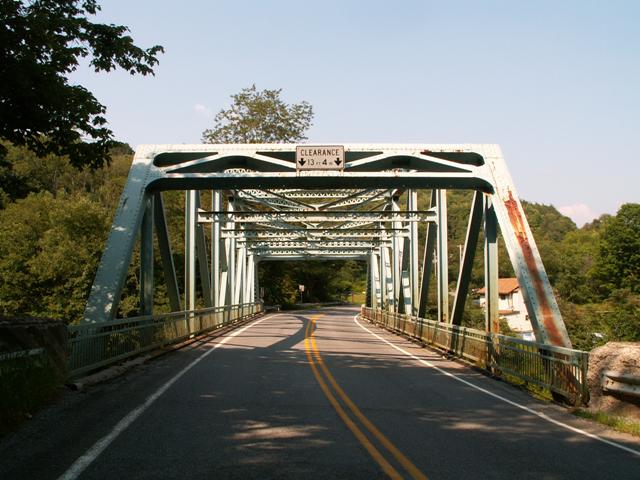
[{"left": 83, "top": 143, "right": 571, "bottom": 350}]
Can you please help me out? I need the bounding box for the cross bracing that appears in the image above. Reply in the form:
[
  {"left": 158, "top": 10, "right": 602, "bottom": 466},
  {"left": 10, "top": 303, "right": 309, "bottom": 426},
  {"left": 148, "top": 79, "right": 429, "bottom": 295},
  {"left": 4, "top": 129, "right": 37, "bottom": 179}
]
[{"left": 84, "top": 144, "right": 572, "bottom": 349}]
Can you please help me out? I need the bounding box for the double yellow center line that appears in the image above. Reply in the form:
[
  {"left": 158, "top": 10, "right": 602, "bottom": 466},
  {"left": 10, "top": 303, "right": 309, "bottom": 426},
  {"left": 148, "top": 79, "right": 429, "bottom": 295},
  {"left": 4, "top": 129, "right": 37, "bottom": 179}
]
[{"left": 304, "top": 314, "right": 428, "bottom": 480}]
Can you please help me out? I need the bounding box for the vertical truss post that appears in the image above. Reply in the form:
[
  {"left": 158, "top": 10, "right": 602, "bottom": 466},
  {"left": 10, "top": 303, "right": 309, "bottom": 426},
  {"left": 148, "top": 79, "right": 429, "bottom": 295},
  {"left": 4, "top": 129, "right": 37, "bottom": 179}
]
[
  {"left": 379, "top": 226, "right": 387, "bottom": 309},
  {"left": 391, "top": 195, "right": 401, "bottom": 312},
  {"left": 195, "top": 193, "right": 213, "bottom": 308},
  {"left": 451, "top": 191, "right": 484, "bottom": 325},
  {"left": 244, "top": 253, "right": 254, "bottom": 303},
  {"left": 227, "top": 196, "right": 236, "bottom": 306},
  {"left": 219, "top": 224, "right": 230, "bottom": 307},
  {"left": 383, "top": 246, "right": 393, "bottom": 311},
  {"left": 371, "top": 251, "right": 380, "bottom": 308},
  {"left": 211, "top": 190, "right": 221, "bottom": 307},
  {"left": 233, "top": 234, "right": 245, "bottom": 305},
  {"left": 436, "top": 189, "right": 449, "bottom": 322},
  {"left": 365, "top": 256, "right": 372, "bottom": 308},
  {"left": 253, "top": 255, "right": 263, "bottom": 302},
  {"left": 484, "top": 196, "right": 499, "bottom": 333},
  {"left": 418, "top": 191, "right": 437, "bottom": 318},
  {"left": 400, "top": 235, "right": 412, "bottom": 315},
  {"left": 153, "top": 193, "right": 181, "bottom": 312},
  {"left": 409, "top": 190, "right": 419, "bottom": 316},
  {"left": 140, "top": 195, "right": 154, "bottom": 315},
  {"left": 185, "top": 190, "right": 197, "bottom": 313}
]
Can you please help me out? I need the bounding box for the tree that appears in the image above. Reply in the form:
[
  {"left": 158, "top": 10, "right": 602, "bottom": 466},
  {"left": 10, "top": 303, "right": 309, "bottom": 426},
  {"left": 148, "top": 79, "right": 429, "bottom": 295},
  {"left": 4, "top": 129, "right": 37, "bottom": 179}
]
[
  {"left": 592, "top": 203, "right": 640, "bottom": 297},
  {"left": 0, "top": 191, "right": 110, "bottom": 321},
  {"left": 202, "top": 84, "right": 313, "bottom": 143},
  {"left": 0, "top": 0, "right": 163, "bottom": 169}
]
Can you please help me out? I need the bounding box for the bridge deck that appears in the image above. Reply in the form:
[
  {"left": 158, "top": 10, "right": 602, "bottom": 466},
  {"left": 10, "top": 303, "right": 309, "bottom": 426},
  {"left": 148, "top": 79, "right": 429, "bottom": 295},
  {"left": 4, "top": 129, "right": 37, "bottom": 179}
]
[{"left": 1, "top": 307, "right": 638, "bottom": 479}]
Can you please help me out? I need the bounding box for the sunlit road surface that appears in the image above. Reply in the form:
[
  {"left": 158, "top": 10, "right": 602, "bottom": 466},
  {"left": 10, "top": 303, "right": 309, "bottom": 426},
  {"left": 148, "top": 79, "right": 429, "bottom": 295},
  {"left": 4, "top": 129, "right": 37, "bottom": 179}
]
[{"left": 1, "top": 307, "right": 639, "bottom": 479}]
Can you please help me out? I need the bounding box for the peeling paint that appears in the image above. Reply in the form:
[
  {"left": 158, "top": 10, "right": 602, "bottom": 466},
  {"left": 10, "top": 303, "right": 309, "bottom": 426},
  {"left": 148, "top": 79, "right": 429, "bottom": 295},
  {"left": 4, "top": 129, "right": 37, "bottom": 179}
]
[{"left": 504, "top": 191, "right": 566, "bottom": 347}]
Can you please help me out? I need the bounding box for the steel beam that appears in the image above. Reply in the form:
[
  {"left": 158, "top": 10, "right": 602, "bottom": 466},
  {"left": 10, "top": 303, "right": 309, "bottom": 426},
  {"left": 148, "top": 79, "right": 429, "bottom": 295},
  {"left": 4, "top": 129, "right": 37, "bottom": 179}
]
[
  {"left": 185, "top": 190, "right": 197, "bottom": 312},
  {"left": 409, "top": 190, "right": 419, "bottom": 315},
  {"left": 436, "top": 189, "right": 449, "bottom": 323},
  {"left": 198, "top": 211, "right": 436, "bottom": 224},
  {"left": 391, "top": 195, "right": 402, "bottom": 312},
  {"left": 484, "top": 152, "right": 571, "bottom": 347},
  {"left": 153, "top": 193, "right": 181, "bottom": 312},
  {"left": 139, "top": 195, "right": 154, "bottom": 315},
  {"left": 451, "top": 191, "right": 484, "bottom": 325},
  {"left": 211, "top": 190, "right": 221, "bottom": 307},
  {"left": 418, "top": 191, "right": 437, "bottom": 318},
  {"left": 484, "top": 197, "right": 499, "bottom": 333}
]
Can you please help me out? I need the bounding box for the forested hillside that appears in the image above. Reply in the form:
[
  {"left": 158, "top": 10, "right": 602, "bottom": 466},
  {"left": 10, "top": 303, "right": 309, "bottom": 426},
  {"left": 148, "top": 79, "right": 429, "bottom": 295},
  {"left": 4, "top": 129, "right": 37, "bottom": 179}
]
[{"left": 0, "top": 141, "right": 637, "bottom": 350}]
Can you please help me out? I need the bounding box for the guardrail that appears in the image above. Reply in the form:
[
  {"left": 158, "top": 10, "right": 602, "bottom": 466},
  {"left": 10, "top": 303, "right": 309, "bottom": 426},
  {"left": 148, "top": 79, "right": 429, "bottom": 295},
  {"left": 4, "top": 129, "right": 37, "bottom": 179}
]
[
  {"left": 68, "top": 302, "right": 263, "bottom": 378},
  {"left": 360, "top": 307, "right": 589, "bottom": 405},
  {"left": 601, "top": 370, "right": 640, "bottom": 399}
]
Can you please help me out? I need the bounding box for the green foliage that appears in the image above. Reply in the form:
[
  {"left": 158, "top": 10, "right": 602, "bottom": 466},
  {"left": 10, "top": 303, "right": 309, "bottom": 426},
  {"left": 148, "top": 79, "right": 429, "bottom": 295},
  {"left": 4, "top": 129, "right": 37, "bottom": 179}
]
[
  {"left": 260, "top": 260, "right": 367, "bottom": 308},
  {"left": 559, "top": 292, "right": 640, "bottom": 350},
  {"left": 0, "top": 1, "right": 162, "bottom": 168},
  {"left": 0, "top": 191, "right": 110, "bottom": 321},
  {"left": 202, "top": 85, "right": 313, "bottom": 144},
  {"left": 554, "top": 227, "right": 600, "bottom": 303},
  {"left": 592, "top": 204, "right": 640, "bottom": 297},
  {"left": 522, "top": 201, "right": 577, "bottom": 284}
]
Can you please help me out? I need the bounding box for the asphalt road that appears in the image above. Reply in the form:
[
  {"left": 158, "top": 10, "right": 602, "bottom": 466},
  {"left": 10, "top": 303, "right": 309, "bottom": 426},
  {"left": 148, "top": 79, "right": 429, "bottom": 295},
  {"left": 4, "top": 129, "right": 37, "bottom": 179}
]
[{"left": 1, "top": 307, "right": 639, "bottom": 479}]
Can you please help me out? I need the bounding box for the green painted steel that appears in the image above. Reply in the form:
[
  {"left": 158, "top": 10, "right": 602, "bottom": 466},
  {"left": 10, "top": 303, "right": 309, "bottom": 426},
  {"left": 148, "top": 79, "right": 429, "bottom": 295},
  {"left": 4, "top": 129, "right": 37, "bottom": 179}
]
[
  {"left": 360, "top": 307, "right": 589, "bottom": 405},
  {"left": 68, "top": 302, "right": 263, "bottom": 378}
]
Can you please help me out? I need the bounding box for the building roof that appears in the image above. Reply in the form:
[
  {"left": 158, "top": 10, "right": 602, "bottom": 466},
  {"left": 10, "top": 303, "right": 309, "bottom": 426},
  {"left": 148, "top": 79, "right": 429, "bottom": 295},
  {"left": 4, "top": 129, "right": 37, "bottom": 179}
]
[{"left": 476, "top": 278, "right": 520, "bottom": 296}]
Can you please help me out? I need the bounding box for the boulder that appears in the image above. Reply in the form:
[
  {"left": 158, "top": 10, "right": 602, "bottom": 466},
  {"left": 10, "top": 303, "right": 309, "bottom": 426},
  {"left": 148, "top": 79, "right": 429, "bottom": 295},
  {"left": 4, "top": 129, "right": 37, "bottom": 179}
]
[{"left": 588, "top": 342, "right": 640, "bottom": 419}]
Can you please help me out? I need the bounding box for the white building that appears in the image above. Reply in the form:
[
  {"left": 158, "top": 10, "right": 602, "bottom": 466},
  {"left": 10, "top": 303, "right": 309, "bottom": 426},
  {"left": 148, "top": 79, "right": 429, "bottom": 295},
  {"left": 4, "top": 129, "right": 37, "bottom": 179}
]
[{"left": 476, "top": 278, "right": 535, "bottom": 341}]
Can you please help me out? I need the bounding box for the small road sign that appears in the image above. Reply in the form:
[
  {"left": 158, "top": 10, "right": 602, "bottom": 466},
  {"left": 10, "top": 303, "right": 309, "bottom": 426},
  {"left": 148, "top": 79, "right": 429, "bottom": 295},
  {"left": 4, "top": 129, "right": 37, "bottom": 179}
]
[{"left": 296, "top": 146, "right": 345, "bottom": 170}]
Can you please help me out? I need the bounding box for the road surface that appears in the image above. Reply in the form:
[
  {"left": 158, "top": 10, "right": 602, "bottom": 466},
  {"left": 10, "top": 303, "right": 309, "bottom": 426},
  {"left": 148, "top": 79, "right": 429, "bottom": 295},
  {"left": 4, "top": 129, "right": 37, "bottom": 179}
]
[{"left": 1, "top": 307, "right": 638, "bottom": 479}]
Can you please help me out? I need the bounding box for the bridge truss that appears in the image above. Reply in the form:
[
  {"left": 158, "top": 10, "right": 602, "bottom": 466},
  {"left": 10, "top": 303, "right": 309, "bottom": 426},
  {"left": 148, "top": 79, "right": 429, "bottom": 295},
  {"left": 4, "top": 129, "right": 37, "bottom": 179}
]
[{"left": 84, "top": 144, "right": 572, "bottom": 348}]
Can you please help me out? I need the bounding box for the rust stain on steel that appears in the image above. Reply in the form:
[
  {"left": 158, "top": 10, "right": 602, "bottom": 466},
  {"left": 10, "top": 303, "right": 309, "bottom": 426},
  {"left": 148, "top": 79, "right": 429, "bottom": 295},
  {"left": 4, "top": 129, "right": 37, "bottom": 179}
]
[{"left": 504, "top": 191, "right": 565, "bottom": 346}]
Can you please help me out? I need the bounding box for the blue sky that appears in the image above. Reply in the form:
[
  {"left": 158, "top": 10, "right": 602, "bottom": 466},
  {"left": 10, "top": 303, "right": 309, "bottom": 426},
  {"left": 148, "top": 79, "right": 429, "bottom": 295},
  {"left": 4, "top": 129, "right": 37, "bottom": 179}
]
[{"left": 69, "top": 0, "right": 639, "bottom": 226}]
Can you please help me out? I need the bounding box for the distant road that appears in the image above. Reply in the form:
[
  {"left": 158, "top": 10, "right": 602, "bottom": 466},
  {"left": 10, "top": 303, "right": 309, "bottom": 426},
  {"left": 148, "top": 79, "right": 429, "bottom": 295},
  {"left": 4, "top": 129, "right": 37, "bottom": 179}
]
[{"left": 1, "top": 307, "right": 638, "bottom": 479}]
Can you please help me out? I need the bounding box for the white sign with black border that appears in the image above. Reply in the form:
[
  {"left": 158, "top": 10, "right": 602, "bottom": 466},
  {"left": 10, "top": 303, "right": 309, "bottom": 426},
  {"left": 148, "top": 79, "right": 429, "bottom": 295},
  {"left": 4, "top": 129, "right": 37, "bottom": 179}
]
[{"left": 296, "top": 145, "right": 345, "bottom": 170}]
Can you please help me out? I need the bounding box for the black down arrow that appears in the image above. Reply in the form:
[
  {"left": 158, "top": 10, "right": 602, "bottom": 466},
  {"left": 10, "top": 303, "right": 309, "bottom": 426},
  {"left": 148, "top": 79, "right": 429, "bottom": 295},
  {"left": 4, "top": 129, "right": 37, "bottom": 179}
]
[
  {"left": 335, "top": 158, "right": 342, "bottom": 166},
  {"left": 299, "top": 159, "right": 306, "bottom": 166}
]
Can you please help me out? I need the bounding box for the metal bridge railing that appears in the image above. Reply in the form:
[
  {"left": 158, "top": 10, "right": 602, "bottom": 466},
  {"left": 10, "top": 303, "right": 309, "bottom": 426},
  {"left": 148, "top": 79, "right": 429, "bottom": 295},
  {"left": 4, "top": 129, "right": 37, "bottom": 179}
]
[
  {"left": 360, "top": 307, "right": 589, "bottom": 405},
  {"left": 68, "top": 302, "right": 263, "bottom": 378}
]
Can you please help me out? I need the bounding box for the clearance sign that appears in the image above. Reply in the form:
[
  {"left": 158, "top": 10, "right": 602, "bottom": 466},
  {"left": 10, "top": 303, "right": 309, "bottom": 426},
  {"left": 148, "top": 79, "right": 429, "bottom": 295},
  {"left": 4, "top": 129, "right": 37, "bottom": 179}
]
[{"left": 296, "top": 145, "right": 345, "bottom": 171}]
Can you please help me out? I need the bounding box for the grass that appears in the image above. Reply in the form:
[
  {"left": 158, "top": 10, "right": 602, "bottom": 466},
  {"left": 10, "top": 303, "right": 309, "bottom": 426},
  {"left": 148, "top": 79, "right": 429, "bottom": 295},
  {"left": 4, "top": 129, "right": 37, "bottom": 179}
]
[{"left": 573, "top": 409, "right": 640, "bottom": 438}]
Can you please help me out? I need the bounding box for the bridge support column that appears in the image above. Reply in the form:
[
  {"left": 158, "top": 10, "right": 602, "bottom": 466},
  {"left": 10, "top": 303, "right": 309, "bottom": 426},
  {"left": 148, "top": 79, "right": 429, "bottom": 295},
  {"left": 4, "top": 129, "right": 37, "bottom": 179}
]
[
  {"left": 409, "top": 190, "right": 419, "bottom": 316},
  {"left": 227, "top": 196, "right": 236, "bottom": 308},
  {"left": 244, "top": 253, "right": 255, "bottom": 304},
  {"left": 233, "top": 225, "right": 246, "bottom": 305},
  {"left": 451, "top": 191, "right": 484, "bottom": 325},
  {"left": 391, "top": 195, "right": 401, "bottom": 312},
  {"left": 369, "top": 251, "right": 380, "bottom": 309},
  {"left": 195, "top": 193, "right": 212, "bottom": 308},
  {"left": 484, "top": 196, "right": 499, "bottom": 334},
  {"left": 436, "top": 189, "right": 449, "bottom": 323},
  {"left": 185, "top": 190, "right": 197, "bottom": 313},
  {"left": 154, "top": 193, "right": 181, "bottom": 312},
  {"left": 140, "top": 195, "right": 154, "bottom": 315},
  {"left": 418, "top": 191, "right": 437, "bottom": 319},
  {"left": 211, "top": 190, "right": 222, "bottom": 308}
]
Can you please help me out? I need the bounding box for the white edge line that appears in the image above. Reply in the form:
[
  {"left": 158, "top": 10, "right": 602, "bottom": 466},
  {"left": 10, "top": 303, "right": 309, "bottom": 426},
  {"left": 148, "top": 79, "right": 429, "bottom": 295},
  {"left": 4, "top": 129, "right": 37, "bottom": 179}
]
[
  {"left": 58, "top": 314, "right": 277, "bottom": 480},
  {"left": 353, "top": 314, "right": 640, "bottom": 458}
]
